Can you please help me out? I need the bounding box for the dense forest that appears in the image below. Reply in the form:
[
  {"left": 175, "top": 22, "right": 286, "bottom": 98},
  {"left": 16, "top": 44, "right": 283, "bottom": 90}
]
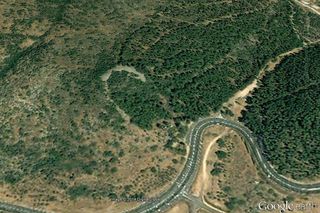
[
  {"left": 240, "top": 44, "right": 320, "bottom": 180},
  {"left": 109, "top": 0, "right": 308, "bottom": 129}
]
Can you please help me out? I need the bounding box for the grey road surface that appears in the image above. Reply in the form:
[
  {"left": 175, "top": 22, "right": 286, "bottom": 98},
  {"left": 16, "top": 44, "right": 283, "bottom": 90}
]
[
  {"left": 2, "top": 117, "right": 320, "bottom": 213},
  {"left": 125, "top": 117, "right": 320, "bottom": 213}
]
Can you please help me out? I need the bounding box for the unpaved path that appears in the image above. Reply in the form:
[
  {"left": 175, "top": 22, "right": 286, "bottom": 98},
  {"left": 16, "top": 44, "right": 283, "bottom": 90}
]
[
  {"left": 191, "top": 127, "right": 228, "bottom": 197},
  {"left": 222, "top": 47, "right": 303, "bottom": 118},
  {"left": 101, "top": 65, "right": 146, "bottom": 123},
  {"left": 101, "top": 65, "right": 146, "bottom": 82},
  {"left": 201, "top": 131, "right": 229, "bottom": 194},
  {"left": 294, "top": 0, "right": 320, "bottom": 15}
]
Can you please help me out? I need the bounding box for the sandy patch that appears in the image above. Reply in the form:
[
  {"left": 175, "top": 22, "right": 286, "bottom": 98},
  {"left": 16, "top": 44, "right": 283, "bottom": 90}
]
[
  {"left": 223, "top": 79, "right": 258, "bottom": 118},
  {"left": 19, "top": 38, "right": 35, "bottom": 49},
  {"left": 165, "top": 201, "right": 189, "bottom": 213},
  {"left": 222, "top": 47, "right": 303, "bottom": 119},
  {"left": 190, "top": 125, "right": 228, "bottom": 210},
  {"left": 295, "top": 0, "right": 320, "bottom": 15},
  {"left": 101, "top": 65, "right": 146, "bottom": 82},
  {"left": 101, "top": 65, "right": 147, "bottom": 123},
  {"left": 201, "top": 131, "right": 229, "bottom": 194}
]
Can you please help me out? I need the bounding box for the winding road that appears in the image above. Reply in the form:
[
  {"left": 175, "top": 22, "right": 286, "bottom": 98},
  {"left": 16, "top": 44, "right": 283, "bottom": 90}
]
[
  {"left": 0, "top": 202, "right": 45, "bottom": 213},
  {"left": 1, "top": 117, "right": 320, "bottom": 213},
  {"left": 126, "top": 117, "right": 320, "bottom": 213}
]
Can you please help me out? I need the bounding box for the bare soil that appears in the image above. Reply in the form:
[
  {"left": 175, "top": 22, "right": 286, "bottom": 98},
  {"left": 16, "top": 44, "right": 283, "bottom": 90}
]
[
  {"left": 200, "top": 131, "right": 320, "bottom": 213},
  {"left": 165, "top": 201, "right": 189, "bottom": 213},
  {"left": 19, "top": 38, "right": 35, "bottom": 49},
  {"left": 191, "top": 125, "right": 229, "bottom": 210},
  {"left": 222, "top": 47, "right": 303, "bottom": 120},
  {"left": 101, "top": 65, "right": 147, "bottom": 123},
  {"left": 294, "top": 0, "right": 320, "bottom": 15}
]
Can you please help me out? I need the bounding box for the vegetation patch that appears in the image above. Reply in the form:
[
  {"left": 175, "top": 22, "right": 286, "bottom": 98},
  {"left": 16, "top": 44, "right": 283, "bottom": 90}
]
[
  {"left": 107, "top": 0, "right": 319, "bottom": 129},
  {"left": 241, "top": 44, "right": 320, "bottom": 180}
]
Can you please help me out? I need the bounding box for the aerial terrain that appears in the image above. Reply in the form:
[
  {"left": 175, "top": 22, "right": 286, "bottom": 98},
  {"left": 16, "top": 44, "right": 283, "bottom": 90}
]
[{"left": 0, "top": 0, "right": 319, "bottom": 213}]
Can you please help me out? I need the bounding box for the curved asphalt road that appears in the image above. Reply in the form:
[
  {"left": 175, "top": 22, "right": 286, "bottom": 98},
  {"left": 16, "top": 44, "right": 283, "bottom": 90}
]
[
  {"left": 1, "top": 117, "right": 320, "bottom": 213},
  {"left": 0, "top": 202, "right": 45, "bottom": 213},
  {"left": 126, "top": 117, "right": 320, "bottom": 213}
]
